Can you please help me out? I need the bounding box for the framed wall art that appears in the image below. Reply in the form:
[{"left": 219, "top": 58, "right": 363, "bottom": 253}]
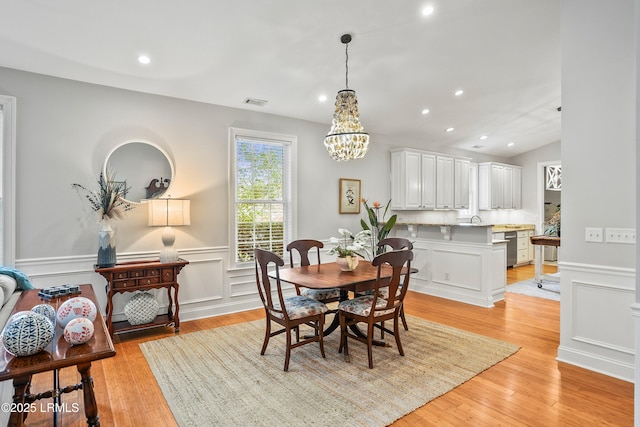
[{"left": 339, "top": 178, "right": 361, "bottom": 214}]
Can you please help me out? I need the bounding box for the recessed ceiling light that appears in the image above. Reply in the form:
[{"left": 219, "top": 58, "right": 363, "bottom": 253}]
[
  {"left": 318, "top": 95, "right": 327, "bottom": 102},
  {"left": 422, "top": 6, "right": 435, "bottom": 16},
  {"left": 445, "top": 127, "right": 455, "bottom": 132},
  {"left": 480, "top": 135, "right": 488, "bottom": 140},
  {"left": 507, "top": 142, "right": 515, "bottom": 147},
  {"left": 454, "top": 89, "right": 464, "bottom": 96},
  {"left": 421, "top": 109, "right": 430, "bottom": 115},
  {"left": 137, "top": 55, "right": 151, "bottom": 65}
]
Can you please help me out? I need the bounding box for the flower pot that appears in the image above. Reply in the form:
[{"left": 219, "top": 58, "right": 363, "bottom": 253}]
[{"left": 336, "top": 255, "right": 359, "bottom": 271}]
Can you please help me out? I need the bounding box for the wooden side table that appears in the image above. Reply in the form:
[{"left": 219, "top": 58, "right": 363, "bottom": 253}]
[
  {"left": 95, "top": 259, "right": 188, "bottom": 336},
  {"left": 0, "top": 284, "right": 115, "bottom": 427}
]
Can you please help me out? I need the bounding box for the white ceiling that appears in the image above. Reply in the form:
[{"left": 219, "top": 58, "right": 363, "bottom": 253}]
[{"left": 0, "top": 0, "right": 560, "bottom": 158}]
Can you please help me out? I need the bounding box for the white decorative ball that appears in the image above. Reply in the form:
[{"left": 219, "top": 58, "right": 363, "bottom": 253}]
[
  {"left": 124, "top": 292, "right": 159, "bottom": 326},
  {"left": 2, "top": 312, "right": 55, "bottom": 356},
  {"left": 63, "top": 317, "right": 95, "bottom": 345},
  {"left": 31, "top": 304, "right": 56, "bottom": 323},
  {"left": 56, "top": 297, "right": 97, "bottom": 328}
]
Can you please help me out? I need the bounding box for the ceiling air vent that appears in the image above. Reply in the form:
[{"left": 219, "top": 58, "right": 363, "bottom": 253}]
[{"left": 243, "top": 98, "right": 268, "bottom": 107}]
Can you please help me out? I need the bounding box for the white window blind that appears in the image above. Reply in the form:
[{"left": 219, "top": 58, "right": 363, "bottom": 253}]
[{"left": 230, "top": 128, "right": 295, "bottom": 264}]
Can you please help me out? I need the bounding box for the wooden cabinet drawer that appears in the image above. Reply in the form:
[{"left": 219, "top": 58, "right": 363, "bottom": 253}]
[
  {"left": 146, "top": 269, "right": 160, "bottom": 277},
  {"left": 131, "top": 270, "right": 146, "bottom": 278},
  {"left": 517, "top": 230, "right": 530, "bottom": 238},
  {"left": 138, "top": 277, "right": 160, "bottom": 286},
  {"left": 161, "top": 269, "right": 174, "bottom": 282},
  {"left": 114, "top": 271, "right": 128, "bottom": 280},
  {"left": 113, "top": 280, "right": 136, "bottom": 289}
]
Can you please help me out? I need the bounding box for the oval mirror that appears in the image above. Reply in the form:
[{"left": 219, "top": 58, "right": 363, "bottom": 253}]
[{"left": 104, "top": 140, "right": 174, "bottom": 204}]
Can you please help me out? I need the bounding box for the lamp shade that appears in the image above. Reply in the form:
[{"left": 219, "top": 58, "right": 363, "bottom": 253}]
[{"left": 148, "top": 199, "right": 191, "bottom": 227}]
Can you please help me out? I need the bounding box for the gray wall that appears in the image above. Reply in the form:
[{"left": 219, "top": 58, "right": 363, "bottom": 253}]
[
  {"left": 0, "top": 66, "right": 523, "bottom": 263},
  {"left": 562, "top": 0, "right": 636, "bottom": 268},
  {"left": 0, "top": 67, "right": 403, "bottom": 260}
]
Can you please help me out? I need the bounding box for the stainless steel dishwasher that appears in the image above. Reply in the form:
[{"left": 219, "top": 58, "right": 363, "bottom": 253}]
[{"left": 504, "top": 231, "right": 518, "bottom": 267}]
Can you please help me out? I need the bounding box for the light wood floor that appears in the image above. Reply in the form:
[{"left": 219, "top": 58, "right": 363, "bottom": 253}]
[{"left": 23, "top": 264, "right": 633, "bottom": 426}]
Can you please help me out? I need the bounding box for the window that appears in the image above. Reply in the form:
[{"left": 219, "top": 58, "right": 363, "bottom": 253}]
[{"left": 230, "top": 128, "right": 296, "bottom": 265}]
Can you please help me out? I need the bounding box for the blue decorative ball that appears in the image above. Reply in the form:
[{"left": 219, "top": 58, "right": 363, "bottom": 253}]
[
  {"left": 31, "top": 304, "right": 56, "bottom": 324},
  {"left": 2, "top": 312, "right": 55, "bottom": 356}
]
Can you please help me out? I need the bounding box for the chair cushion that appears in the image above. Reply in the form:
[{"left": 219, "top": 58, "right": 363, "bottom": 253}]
[
  {"left": 271, "top": 295, "right": 328, "bottom": 320},
  {"left": 300, "top": 287, "right": 341, "bottom": 302},
  {"left": 338, "top": 295, "right": 395, "bottom": 317},
  {"left": 357, "top": 287, "right": 390, "bottom": 299}
]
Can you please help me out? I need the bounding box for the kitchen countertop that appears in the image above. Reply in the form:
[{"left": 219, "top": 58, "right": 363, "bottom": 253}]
[
  {"left": 396, "top": 222, "right": 492, "bottom": 227},
  {"left": 395, "top": 222, "right": 535, "bottom": 232},
  {"left": 492, "top": 224, "right": 535, "bottom": 232}
]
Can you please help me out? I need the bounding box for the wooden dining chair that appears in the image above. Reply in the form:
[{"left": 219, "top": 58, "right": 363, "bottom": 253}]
[
  {"left": 378, "top": 237, "right": 413, "bottom": 252},
  {"left": 358, "top": 237, "right": 414, "bottom": 332},
  {"left": 378, "top": 237, "right": 413, "bottom": 332},
  {"left": 286, "top": 239, "right": 341, "bottom": 304},
  {"left": 254, "top": 248, "right": 328, "bottom": 372},
  {"left": 338, "top": 249, "right": 413, "bottom": 369}
]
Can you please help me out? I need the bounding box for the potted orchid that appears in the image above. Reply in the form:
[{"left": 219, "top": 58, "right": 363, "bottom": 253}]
[{"left": 327, "top": 228, "right": 371, "bottom": 271}]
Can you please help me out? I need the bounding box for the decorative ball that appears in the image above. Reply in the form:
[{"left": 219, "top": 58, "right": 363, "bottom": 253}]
[
  {"left": 56, "top": 297, "right": 97, "bottom": 328},
  {"left": 2, "top": 312, "right": 55, "bottom": 356},
  {"left": 63, "top": 317, "right": 94, "bottom": 345},
  {"left": 31, "top": 304, "right": 56, "bottom": 323},
  {"left": 124, "top": 292, "right": 159, "bottom": 326}
]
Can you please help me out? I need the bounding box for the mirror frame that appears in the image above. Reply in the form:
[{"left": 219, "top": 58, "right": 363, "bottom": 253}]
[{"left": 103, "top": 140, "right": 175, "bottom": 205}]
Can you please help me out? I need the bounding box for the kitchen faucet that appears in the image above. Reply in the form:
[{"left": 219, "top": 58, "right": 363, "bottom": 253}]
[{"left": 470, "top": 215, "right": 482, "bottom": 224}]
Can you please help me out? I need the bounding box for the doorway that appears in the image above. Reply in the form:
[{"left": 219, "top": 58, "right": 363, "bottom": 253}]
[{"left": 537, "top": 161, "right": 561, "bottom": 266}]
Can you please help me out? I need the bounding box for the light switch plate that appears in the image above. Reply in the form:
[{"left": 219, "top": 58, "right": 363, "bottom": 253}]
[
  {"left": 605, "top": 228, "right": 636, "bottom": 244},
  {"left": 585, "top": 227, "right": 603, "bottom": 242}
]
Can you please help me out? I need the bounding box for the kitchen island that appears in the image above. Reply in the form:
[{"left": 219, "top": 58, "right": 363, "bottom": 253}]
[{"left": 392, "top": 223, "right": 506, "bottom": 308}]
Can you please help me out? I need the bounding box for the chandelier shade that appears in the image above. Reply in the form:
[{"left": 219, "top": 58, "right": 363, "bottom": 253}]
[{"left": 324, "top": 34, "right": 369, "bottom": 161}]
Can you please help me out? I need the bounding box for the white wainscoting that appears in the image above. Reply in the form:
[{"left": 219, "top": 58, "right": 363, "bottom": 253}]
[
  {"left": 16, "top": 247, "right": 264, "bottom": 325},
  {"left": 557, "top": 262, "right": 636, "bottom": 382},
  {"left": 409, "top": 239, "right": 506, "bottom": 308}
]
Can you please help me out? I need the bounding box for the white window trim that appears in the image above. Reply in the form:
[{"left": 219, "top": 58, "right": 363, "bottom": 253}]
[
  {"left": 0, "top": 95, "right": 16, "bottom": 266},
  {"left": 228, "top": 127, "right": 297, "bottom": 269}
]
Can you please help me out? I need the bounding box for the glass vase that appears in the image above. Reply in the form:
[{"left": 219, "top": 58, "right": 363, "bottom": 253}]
[{"left": 97, "top": 219, "right": 116, "bottom": 268}]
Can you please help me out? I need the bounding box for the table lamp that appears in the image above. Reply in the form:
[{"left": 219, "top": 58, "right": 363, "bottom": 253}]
[{"left": 148, "top": 198, "right": 191, "bottom": 263}]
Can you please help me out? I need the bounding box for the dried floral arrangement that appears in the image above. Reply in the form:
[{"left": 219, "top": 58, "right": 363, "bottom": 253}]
[{"left": 72, "top": 170, "right": 134, "bottom": 221}]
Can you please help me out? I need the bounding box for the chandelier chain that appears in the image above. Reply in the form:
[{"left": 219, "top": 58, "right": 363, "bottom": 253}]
[{"left": 345, "top": 42, "right": 349, "bottom": 89}]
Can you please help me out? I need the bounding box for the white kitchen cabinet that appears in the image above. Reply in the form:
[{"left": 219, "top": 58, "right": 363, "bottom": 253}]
[
  {"left": 391, "top": 148, "right": 471, "bottom": 210},
  {"left": 454, "top": 158, "right": 470, "bottom": 209},
  {"left": 516, "top": 229, "right": 533, "bottom": 265},
  {"left": 478, "top": 162, "right": 522, "bottom": 210},
  {"left": 436, "top": 155, "right": 454, "bottom": 209},
  {"left": 511, "top": 167, "right": 522, "bottom": 209},
  {"left": 391, "top": 149, "right": 435, "bottom": 210}
]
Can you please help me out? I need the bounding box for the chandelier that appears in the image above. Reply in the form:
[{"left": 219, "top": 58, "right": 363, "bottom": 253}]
[{"left": 324, "top": 34, "right": 369, "bottom": 161}]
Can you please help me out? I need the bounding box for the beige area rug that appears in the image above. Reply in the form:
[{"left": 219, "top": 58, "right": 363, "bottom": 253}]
[{"left": 140, "top": 316, "right": 519, "bottom": 427}]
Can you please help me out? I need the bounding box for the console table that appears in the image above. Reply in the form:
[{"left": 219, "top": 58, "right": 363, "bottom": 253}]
[
  {"left": 0, "top": 284, "right": 115, "bottom": 427},
  {"left": 95, "top": 259, "right": 188, "bottom": 336}
]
